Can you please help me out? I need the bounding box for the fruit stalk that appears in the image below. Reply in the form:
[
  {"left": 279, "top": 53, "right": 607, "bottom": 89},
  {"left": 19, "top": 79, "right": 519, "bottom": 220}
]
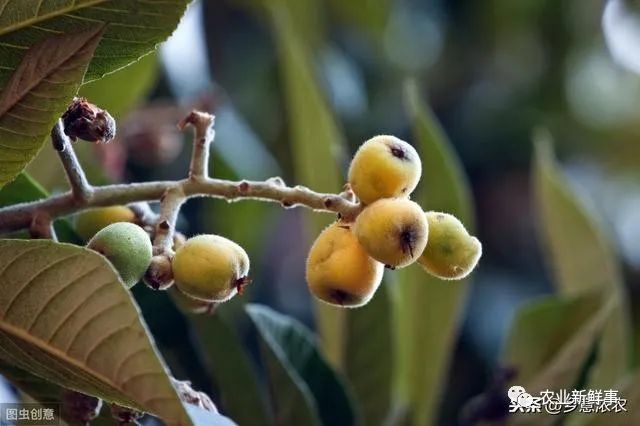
[{"left": 51, "top": 119, "right": 94, "bottom": 203}]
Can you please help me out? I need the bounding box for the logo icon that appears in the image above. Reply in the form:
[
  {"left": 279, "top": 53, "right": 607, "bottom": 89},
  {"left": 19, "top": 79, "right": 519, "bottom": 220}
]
[{"left": 509, "top": 385, "right": 534, "bottom": 408}]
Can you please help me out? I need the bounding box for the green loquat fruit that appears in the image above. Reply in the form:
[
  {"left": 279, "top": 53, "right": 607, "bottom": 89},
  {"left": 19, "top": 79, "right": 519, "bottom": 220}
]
[
  {"left": 172, "top": 235, "right": 250, "bottom": 302},
  {"left": 87, "top": 222, "right": 153, "bottom": 288},
  {"left": 306, "top": 221, "right": 384, "bottom": 307},
  {"left": 418, "top": 212, "right": 482, "bottom": 280},
  {"left": 348, "top": 135, "right": 422, "bottom": 205},
  {"left": 75, "top": 206, "right": 136, "bottom": 240},
  {"left": 354, "top": 198, "right": 428, "bottom": 268}
]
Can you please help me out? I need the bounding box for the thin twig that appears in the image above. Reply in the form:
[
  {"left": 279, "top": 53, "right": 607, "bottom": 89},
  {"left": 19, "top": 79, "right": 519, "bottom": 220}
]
[
  {"left": 0, "top": 110, "right": 362, "bottom": 235},
  {"left": 51, "top": 119, "right": 93, "bottom": 203},
  {"left": 179, "top": 111, "right": 215, "bottom": 180},
  {"left": 153, "top": 185, "right": 186, "bottom": 255},
  {"left": 0, "top": 178, "right": 361, "bottom": 234}
]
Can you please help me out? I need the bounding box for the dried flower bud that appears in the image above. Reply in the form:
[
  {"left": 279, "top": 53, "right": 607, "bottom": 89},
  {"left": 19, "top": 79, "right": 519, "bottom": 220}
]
[
  {"left": 61, "top": 390, "right": 102, "bottom": 424},
  {"left": 110, "top": 405, "right": 143, "bottom": 425},
  {"left": 62, "top": 98, "right": 116, "bottom": 144},
  {"left": 143, "top": 255, "right": 174, "bottom": 290}
]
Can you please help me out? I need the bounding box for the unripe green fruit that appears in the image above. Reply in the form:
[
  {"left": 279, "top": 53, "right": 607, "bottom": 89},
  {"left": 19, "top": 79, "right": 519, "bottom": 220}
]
[
  {"left": 418, "top": 212, "right": 482, "bottom": 280},
  {"left": 172, "top": 235, "right": 250, "bottom": 302},
  {"left": 348, "top": 135, "right": 422, "bottom": 205},
  {"left": 87, "top": 222, "right": 153, "bottom": 288},
  {"left": 354, "top": 198, "right": 428, "bottom": 268},
  {"left": 306, "top": 222, "right": 384, "bottom": 308},
  {"left": 75, "top": 206, "right": 136, "bottom": 240}
]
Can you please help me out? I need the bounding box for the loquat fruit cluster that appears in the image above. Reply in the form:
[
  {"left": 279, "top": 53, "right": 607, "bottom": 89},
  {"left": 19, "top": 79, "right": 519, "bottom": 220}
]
[
  {"left": 306, "top": 135, "right": 482, "bottom": 307},
  {"left": 74, "top": 135, "right": 480, "bottom": 311}
]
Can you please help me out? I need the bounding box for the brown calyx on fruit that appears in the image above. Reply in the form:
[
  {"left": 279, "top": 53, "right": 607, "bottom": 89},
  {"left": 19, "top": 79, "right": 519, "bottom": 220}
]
[
  {"left": 389, "top": 143, "right": 409, "bottom": 161},
  {"left": 399, "top": 226, "right": 419, "bottom": 258},
  {"left": 235, "top": 276, "right": 252, "bottom": 295},
  {"left": 62, "top": 98, "right": 116, "bottom": 144},
  {"left": 328, "top": 288, "right": 357, "bottom": 306}
]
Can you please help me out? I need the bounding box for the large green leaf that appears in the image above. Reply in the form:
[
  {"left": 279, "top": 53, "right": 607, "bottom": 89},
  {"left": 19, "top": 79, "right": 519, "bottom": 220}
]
[
  {"left": 533, "top": 134, "right": 631, "bottom": 389},
  {"left": 503, "top": 293, "right": 601, "bottom": 385},
  {"left": 0, "top": 239, "right": 190, "bottom": 425},
  {"left": 79, "top": 52, "right": 158, "bottom": 120},
  {"left": 0, "top": 0, "right": 190, "bottom": 83},
  {"left": 265, "top": 0, "right": 346, "bottom": 368},
  {"left": 393, "top": 81, "right": 474, "bottom": 425},
  {"left": 247, "top": 304, "right": 356, "bottom": 426},
  {"left": 0, "top": 0, "right": 190, "bottom": 187},
  {"left": 0, "top": 27, "right": 102, "bottom": 188},
  {"left": 344, "top": 282, "right": 393, "bottom": 426},
  {"left": 507, "top": 297, "right": 615, "bottom": 426},
  {"left": 189, "top": 312, "right": 272, "bottom": 426}
]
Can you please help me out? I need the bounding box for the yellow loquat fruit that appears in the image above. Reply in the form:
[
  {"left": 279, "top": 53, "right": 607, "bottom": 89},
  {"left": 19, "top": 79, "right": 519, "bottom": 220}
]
[
  {"left": 306, "top": 221, "right": 384, "bottom": 307},
  {"left": 348, "top": 135, "right": 422, "bottom": 205},
  {"left": 353, "top": 198, "right": 428, "bottom": 268},
  {"left": 75, "top": 206, "right": 136, "bottom": 240},
  {"left": 172, "top": 234, "right": 250, "bottom": 302}
]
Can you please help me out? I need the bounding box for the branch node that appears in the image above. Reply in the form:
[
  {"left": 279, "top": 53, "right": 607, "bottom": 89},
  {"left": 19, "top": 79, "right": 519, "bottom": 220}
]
[{"left": 238, "top": 180, "right": 250, "bottom": 193}]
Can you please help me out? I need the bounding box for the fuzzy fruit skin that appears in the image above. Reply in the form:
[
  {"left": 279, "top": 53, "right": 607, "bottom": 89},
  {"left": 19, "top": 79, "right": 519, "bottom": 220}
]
[
  {"left": 75, "top": 206, "right": 136, "bottom": 240},
  {"left": 348, "top": 135, "right": 422, "bottom": 205},
  {"left": 173, "top": 235, "right": 250, "bottom": 302},
  {"left": 87, "top": 222, "right": 152, "bottom": 288},
  {"left": 418, "top": 212, "right": 482, "bottom": 280},
  {"left": 169, "top": 286, "right": 218, "bottom": 315},
  {"left": 306, "top": 222, "right": 384, "bottom": 308},
  {"left": 354, "top": 198, "right": 428, "bottom": 268}
]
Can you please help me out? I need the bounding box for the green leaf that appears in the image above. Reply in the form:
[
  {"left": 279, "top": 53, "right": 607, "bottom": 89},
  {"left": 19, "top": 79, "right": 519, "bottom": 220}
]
[
  {"left": 344, "top": 282, "right": 393, "bottom": 426},
  {"left": 247, "top": 304, "right": 356, "bottom": 426},
  {"left": 0, "top": 27, "right": 103, "bottom": 188},
  {"left": 0, "top": 0, "right": 190, "bottom": 83},
  {"left": 533, "top": 133, "right": 631, "bottom": 388},
  {"left": 79, "top": 53, "right": 158, "bottom": 120},
  {"left": 392, "top": 81, "right": 474, "bottom": 425},
  {"left": 506, "top": 297, "right": 615, "bottom": 426},
  {"left": 0, "top": 0, "right": 190, "bottom": 188},
  {"left": 0, "top": 172, "right": 79, "bottom": 243},
  {"left": 188, "top": 312, "right": 272, "bottom": 426},
  {"left": 533, "top": 132, "right": 623, "bottom": 296},
  {"left": 0, "top": 239, "right": 190, "bottom": 425},
  {"left": 0, "top": 171, "right": 48, "bottom": 207},
  {"left": 265, "top": 1, "right": 346, "bottom": 368},
  {"left": 326, "top": 0, "right": 390, "bottom": 40},
  {"left": 503, "top": 292, "right": 601, "bottom": 385}
]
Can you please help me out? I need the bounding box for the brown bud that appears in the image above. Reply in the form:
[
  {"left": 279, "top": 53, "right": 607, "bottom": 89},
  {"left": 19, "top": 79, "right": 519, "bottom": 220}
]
[
  {"left": 62, "top": 98, "right": 116, "bottom": 144},
  {"left": 143, "top": 255, "right": 174, "bottom": 290},
  {"left": 110, "top": 405, "right": 143, "bottom": 425},
  {"left": 61, "top": 390, "right": 102, "bottom": 424}
]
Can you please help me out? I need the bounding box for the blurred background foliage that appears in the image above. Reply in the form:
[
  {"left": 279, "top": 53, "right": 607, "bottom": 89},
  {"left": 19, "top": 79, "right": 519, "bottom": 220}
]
[{"left": 6, "top": 0, "right": 640, "bottom": 424}]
